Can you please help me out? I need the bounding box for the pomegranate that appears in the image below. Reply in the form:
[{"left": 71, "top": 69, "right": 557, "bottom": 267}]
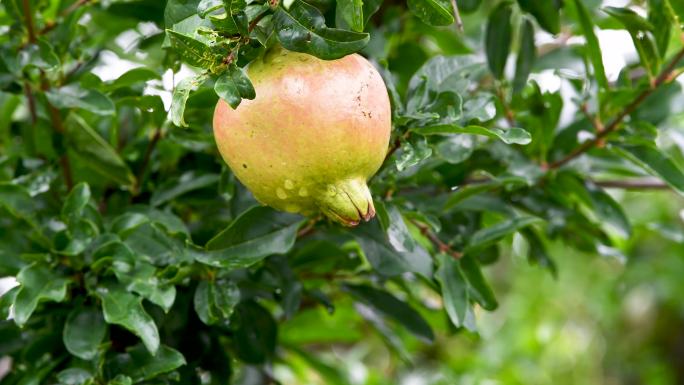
[{"left": 213, "top": 46, "right": 391, "bottom": 226}]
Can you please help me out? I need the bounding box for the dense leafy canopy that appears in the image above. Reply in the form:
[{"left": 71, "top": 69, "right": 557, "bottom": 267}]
[{"left": 1, "top": 0, "right": 684, "bottom": 383}]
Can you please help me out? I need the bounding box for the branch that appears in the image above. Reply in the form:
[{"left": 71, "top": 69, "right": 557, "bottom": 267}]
[
  {"left": 21, "top": 0, "right": 37, "bottom": 43},
  {"left": 22, "top": 0, "right": 74, "bottom": 190},
  {"left": 495, "top": 85, "right": 515, "bottom": 127},
  {"left": 457, "top": 176, "right": 671, "bottom": 191},
  {"left": 450, "top": 0, "right": 463, "bottom": 33},
  {"left": 548, "top": 47, "right": 684, "bottom": 169},
  {"left": 133, "top": 127, "right": 163, "bottom": 194},
  {"left": 37, "top": 0, "right": 92, "bottom": 36},
  {"left": 411, "top": 220, "right": 463, "bottom": 260},
  {"left": 593, "top": 179, "right": 669, "bottom": 190}
]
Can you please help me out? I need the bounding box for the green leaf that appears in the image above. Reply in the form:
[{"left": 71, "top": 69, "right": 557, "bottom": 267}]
[
  {"left": 198, "top": 206, "right": 304, "bottom": 268},
  {"left": 396, "top": 135, "right": 433, "bottom": 171},
  {"left": 0, "top": 286, "right": 19, "bottom": 320},
  {"left": 97, "top": 287, "right": 160, "bottom": 355},
  {"left": 166, "top": 30, "right": 223, "bottom": 70},
  {"left": 353, "top": 219, "right": 433, "bottom": 277},
  {"left": 572, "top": 0, "right": 608, "bottom": 90},
  {"left": 274, "top": 0, "right": 370, "bottom": 60},
  {"left": 113, "top": 344, "right": 186, "bottom": 382},
  {"left": 106, "top": 67, "right": 161, "bottom": 91},
  {"left": 604, "top": 6, "right": 661, "bottom": 77},
  {"left": 233, "top": 301, "right": 278, "bottom": 364},
  {"left": 0, "top": 183, "right": 35, "bottom": 218},
  {"left": 198, "top": 0, "right": 223, "bottom": 17},
  {"left": 65, "top": 114, "right": 136, "bottom": 188},
  {"left": 406, "top": 0, "right": 454, "bottom": 27},
  {"left": 56, "top": 368, "right": 93, "bottom": 385},
  {"left": 586, "top": 183, "right": 631, "bottom": 238},
  {"left": 466, "top": 215, "right": 542, "bottom": 253},
  {"left": 435, "top": 254, "right": 475, "bottom": 330},
  {"left": 344, "top": 284, "right": 434, "bottom": 342},
  {"left": 336, "top": 0, "right": 364, "bottom": 32},
  {"left": 648, "top": 0, "right": 674, "bottom": 58},
  {"left": 62, "top": 183, "right": 91, "bottom": 221},
  {"left": 13, "top": 263, "right": 70, "bottom": 327},
  {"left": 522, "top": 228, "right": 557, "bottom": 277},
  {"left": 194, "top": 279, "right": 241, "bottom": 325},
  {"left": 485, "top": 2, "right": 513, "bottom": 79},
  {"left": 170, "top": 72, "right": 209, "bottom": 127},
  {"left": 151, "top": 171, "right": 220, "bottom": 206},
  {"left": 413, "top": 124, "right": 531, "bottom": 145},
  {"left": 63, "top": 307, "right": 107, "bottom": 360},
  {"left": 516, "top": 0, "right": 561, "bottom": 34},
  {"left": 513, "top": 18, "right": 536, "bottom": 93},
  {"left": 615, "top": 142, "right": 684, "bottom": 195},
  {"left": 108, "top": 375, "right": 133, "bottom": 385},
  {"left": 222, "top": 0, "right": 249, "bottom": 36},
  {"left": 45, "top": 85, "right": 115, "bottom": 115},
  {"left": 214, "top": 64, "right": 256, "bottom": 109},
  {"left": 460, "top": 255, "right": 497, "bottom": 310}
]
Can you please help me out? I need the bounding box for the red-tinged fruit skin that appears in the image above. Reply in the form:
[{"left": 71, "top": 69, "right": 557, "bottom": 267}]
[{"left": 213, "top": 47, "right": 391, "bottom": 226}]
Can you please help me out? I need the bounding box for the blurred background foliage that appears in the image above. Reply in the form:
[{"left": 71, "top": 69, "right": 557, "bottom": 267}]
[{"left": 2, "top": 0, "right": 684, "bottom": 384}]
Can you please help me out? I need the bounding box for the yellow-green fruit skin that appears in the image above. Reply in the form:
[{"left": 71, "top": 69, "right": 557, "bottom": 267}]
[{"left": 213, "top": 48, "right": 391, "bottom": 226}]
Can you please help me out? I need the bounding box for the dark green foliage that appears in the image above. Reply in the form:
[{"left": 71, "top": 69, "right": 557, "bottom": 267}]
[{"left": 1, "top": 0, "right": 684, "bottom": 384}]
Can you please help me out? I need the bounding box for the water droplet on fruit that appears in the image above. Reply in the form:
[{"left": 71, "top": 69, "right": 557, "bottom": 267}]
[
  {"left": 327, "top": 185, "right": 337, "bottom": 197},
  {"left": 276, "top": 188, "right": 288, "bottom": 199},
  {"left": 298, "top": 187, "right": 308, "bottom": 197},
  {"left": 284, "top": 179, "right": 295, "bottom": 190}
]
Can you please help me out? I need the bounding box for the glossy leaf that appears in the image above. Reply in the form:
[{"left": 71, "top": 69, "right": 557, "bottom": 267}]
[
  {"left": 63, "top": 307, "right": 107, "bottom": 360},
  {"left": 344, "top": 284, "right": 435, "bottom": 342},
  {"left": 572, "top": 0, "right": 608, "bottom": 89},
  {"left": 13, "top": 263, "right": 70, "bottom": 327},
  {"left": 65, "top": 114, "right": 136, "bottom": 188},
  {"left": 435, "top": 254, "right": 475, "bottom": 330},
  {"left": 485, "top": 2, "right": 513, "bottom": 79},
  {"left": 513, "top": 18, "right": 536, "bottom": 93},
  {"left": 194, "top": 279, "right": 241, "bottom": 325},
  {"left": 615, "top": 142, "right": 684, "bottom": 195},
  {"left": 97, "top": 287, "right": 160, "bottom": 355},
  {"left": 198, "top": 206, "right": 304, "bottom": 268},
  {"left": 169, "top": 72, "right": 208, "bottom": 127},
  {"left": 214, "top": 64, "right": 256, "bottom": 109},
  {"left": 413, "top": 124, "right": 531, "bottom": 145},
  {"left": 336, "top": 0, "right": 364, "bottom": 32},
  {"left": 274, "top": 0, "right": 370, "bottom": 60},
  {"left": 516, "top": 0, "right": 561, "bottom": 34},
  {"left": 407, "top": 0, "right": 454, "bottom": 27},
  {"left": 46, "top": 86, "right": 115, "bottom": 115}
]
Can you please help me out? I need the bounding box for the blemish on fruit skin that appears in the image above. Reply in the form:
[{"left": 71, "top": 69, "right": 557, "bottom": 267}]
[
  {"left": 276, "top": 188, "right": 288, "bottom": 199},
  {"left": 298, "top": 187, "right": 308, "bottom": 197},
  {"left": 284, "top": 179, "right": 295, "bottom": 190}
]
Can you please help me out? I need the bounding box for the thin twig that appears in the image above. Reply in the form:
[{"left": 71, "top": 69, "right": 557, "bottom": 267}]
[
  {"left": 456, "top": 176, "right": 671, "bottom": 191},
  {"left": 296, "top": 218, "right": 319, "bottom": 238},
  {"left": 23, "top": 83, "right": 37, "bottom": 124},
  {"left": 37, "top": 0, "right": 91, "bottom": 35},
  {"left": 21, "top": 0, "right": 37, "bottom": 43},
  {"left": 548, "top": 47, "right": 684, "bottom": 169},
  {"left": 411, "top": 220, "right": 463, "bottom": 260},
  {"left": 450, "top": 0, "right": 463, "bottom": 32},
  {"left": 496, "top": 85, "right": 515, "bottom": 127},
  {"left": 134, "top": 127, "right": 163, "bottom": 194},
  {"left": 593, "top": 179, "right": 669, "bottom": 190},
  {"left": 22, "top": 0, "right": 74, "bottom": 190}
]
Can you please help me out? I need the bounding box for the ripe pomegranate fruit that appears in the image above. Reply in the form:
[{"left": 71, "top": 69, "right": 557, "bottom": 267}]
[{"left": 213, "top": 47, "right": 391, "bottom": 226}]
